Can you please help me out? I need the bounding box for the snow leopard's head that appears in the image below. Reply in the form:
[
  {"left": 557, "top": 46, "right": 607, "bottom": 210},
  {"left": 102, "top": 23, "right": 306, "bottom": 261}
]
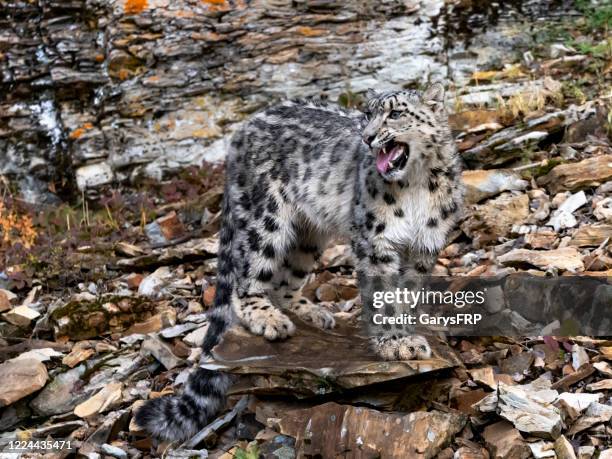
[{"left": 361, "top": 83, "right": 452, "bottom": 181}]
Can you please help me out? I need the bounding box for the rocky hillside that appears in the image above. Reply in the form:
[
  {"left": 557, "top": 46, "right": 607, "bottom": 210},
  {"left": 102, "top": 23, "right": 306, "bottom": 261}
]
[{"left": 2, "top": 0, "right": 580, "bottom": 201}]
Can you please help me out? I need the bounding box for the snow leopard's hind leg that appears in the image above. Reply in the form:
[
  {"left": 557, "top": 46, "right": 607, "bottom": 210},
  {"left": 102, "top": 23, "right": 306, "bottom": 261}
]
[
  {"left": 275, "top": 223, "right": 335, "bottom": 330},
  {"left": 229, "top": 192, "right": 299, "bottom": 341},
  {"left": 134, "top": 131, "right": 294, "bottom": 442}
]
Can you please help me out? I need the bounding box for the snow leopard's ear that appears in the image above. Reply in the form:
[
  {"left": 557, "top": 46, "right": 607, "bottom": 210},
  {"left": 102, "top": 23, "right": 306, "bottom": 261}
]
[
  {"left": 364, "top": 88, "right": 378, "bottom": 101},
  {"left": 422, "top": 82, "right": 445, "bottom": 107}
]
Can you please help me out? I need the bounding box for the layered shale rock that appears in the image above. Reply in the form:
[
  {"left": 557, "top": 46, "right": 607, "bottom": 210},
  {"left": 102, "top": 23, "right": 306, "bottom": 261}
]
[{"left": 1, "top": 0, "right": 574, "bottom": 199}]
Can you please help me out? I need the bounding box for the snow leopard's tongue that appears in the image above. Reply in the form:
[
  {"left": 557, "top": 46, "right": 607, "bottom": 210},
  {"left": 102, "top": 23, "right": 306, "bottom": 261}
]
[{"left": 376, "top": 144, "right": 403, "bottom": 174}]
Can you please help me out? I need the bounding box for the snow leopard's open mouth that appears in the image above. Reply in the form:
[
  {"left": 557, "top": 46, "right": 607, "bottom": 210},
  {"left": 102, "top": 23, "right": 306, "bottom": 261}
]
[{"left": 375, "top": 139, "right": 409, "bottom": 175}]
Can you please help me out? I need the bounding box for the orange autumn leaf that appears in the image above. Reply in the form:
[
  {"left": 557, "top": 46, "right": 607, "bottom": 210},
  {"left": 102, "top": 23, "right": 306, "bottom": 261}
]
[
  {"left": 124, "top": 0, "right": 147, "bottom": 14},
  {"left": 69, "top": 123, "right": 94, "bottom": 139},
  {"left": 201, "top": 0, "right": 230, "bottom": 12},
  {"left": 117, "top": 68, "right": 130, "bottom": 81},
  {"left": 0, "top": 202, "right": 37, "bottom": 249},
  {"left": 69, "top": 128, "right": 85, "bottom": 139},
  {"left": 296, "top": 26, "right": 327, "bottom": 37}
]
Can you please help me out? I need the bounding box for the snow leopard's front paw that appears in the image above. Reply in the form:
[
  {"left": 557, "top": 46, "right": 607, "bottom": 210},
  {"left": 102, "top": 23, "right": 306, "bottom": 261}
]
[
  {"left": 372, "top": 335, "right": 431, "bottom": 360},
  {"left": 289, "top": 298, "right": 335, "bottom": 330},
  {"left": 242, "top": 300, "right": 296, "bottom": 340}
]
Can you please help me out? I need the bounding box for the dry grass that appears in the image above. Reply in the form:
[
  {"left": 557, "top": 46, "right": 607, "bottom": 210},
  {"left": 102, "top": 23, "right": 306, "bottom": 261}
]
[{"left": 496, "top": 79, "right": 564, "bottom": 119}]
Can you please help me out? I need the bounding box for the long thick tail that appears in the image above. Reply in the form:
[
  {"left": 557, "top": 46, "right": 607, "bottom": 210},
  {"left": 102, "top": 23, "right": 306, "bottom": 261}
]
[
  {"left": 133, "top": 368, "right": 233, "bottom": 441},
  {"left": 135, "top": 188, "right": 237, "bottom": 442}
]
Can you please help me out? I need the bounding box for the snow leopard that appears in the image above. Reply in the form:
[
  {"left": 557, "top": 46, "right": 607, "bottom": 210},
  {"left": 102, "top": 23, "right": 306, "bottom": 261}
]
[{"left": 135, "top": 83, "right": 464, "bottom": 441}]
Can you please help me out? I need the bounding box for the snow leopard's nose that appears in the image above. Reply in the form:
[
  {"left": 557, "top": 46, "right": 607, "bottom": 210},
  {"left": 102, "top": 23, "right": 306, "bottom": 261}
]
[{"left": 363, "top": 134, "right": 376, "bottom": 146}]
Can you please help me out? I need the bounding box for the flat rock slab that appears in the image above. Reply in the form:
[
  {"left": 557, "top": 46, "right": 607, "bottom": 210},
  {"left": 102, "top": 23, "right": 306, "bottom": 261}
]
[
  {"left": 2, "top": 304, "right": 41, "bottom": 327},
  {"left": 206, "top": 316, "right": 461, "bottom": 397},
  {"left": 0, "top": 358, "right": 48, "bottom": 407},
  {"left": 569, "top": 224, "right": 612, "bottom": 247},
  {"left": 483, "top": 421, "right": 531, "bottom": 459},
  {"left": 567, "top": 402, "right": 612, "bottom": 435},
  {"left": 31, "top": 365, "right": 89, "bottom": 416},
  {"left": 461, "top": 192, "right": 529, "bottom": 244},
  {"left": 462, "top": 169, "right": 528, "bottom": 205},
  {"left": 276, "top": 402, "right": 466, "bottom": 459},
  {"left": 117, "top": 237, "right": 218, "bottom": 268},
  {"left": 497, "top": 247, "right": 584, "bottom": 272},
  {"left": 537, "top": 154, "right": 612, "bottom": 194},
  {"left": 74, "top": 382, "right": 124, "bottom": 418},
  {"left": 474, "top": 379, "right": 562, "bottom": 440}
]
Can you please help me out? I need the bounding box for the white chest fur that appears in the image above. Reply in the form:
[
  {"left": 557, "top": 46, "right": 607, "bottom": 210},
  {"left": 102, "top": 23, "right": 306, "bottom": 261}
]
[{"left": 383, "top": 187, "right": 449, "bottom": 253}]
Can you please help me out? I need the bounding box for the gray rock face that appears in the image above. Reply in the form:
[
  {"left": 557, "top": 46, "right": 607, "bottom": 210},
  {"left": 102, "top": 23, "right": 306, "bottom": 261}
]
[
  {"left": 1, "top": 0, "right": 573, "bottom": 199},
  {"left": 30, "top": 365, "right": 89, "bottom": 416}
]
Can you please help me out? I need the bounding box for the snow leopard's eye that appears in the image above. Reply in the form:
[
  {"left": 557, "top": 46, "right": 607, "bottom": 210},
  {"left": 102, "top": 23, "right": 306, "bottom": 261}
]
[
  {"left": 364, "top": 110, "right": 373, "bottom": 120},
  {"left": 389, "top": 110, "right": 402, "bottom": 120}
]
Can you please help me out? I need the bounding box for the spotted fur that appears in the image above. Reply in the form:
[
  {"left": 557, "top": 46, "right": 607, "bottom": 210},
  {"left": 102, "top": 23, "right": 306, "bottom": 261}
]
[{"left": 136, "top": 83, "right": 464, "bottom": 441}]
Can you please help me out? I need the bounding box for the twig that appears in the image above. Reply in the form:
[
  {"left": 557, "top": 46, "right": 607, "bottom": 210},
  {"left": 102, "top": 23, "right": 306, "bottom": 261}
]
[
  {"left": 148, "top": 229, "right": 206, "bottom": 250},
  {"left": 512, "top": 161, "right": 544, "bottom": 172},
  {"left": 181, "top": 395, "right": 249, "bottom": 450}
]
